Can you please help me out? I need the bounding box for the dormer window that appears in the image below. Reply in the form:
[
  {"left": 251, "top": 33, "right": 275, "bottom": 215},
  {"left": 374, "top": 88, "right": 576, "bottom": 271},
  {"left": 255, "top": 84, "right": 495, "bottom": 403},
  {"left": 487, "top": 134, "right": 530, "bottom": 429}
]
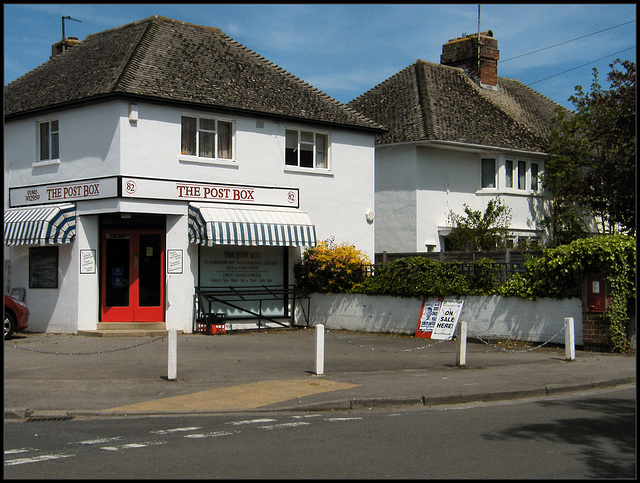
[{"left": 38, "top": 120, "right": 59, "bottom": 161}]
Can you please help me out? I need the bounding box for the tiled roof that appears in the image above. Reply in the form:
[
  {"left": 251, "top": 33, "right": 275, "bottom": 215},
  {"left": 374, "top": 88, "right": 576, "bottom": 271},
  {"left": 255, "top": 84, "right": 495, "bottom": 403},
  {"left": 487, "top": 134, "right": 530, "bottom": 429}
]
[
  {"left": 4, "top": 16, "right": 381, "bottom": 132},
  {"left": 347, "top": 60, "right": 569, "bottom": 152}
]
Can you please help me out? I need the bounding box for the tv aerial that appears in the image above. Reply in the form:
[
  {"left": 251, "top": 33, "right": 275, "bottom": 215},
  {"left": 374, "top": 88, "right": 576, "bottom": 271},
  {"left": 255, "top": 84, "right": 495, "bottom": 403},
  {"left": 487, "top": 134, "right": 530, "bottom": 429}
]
[{"left": 62, "top": 15, "right": 82, "bottom": 40}]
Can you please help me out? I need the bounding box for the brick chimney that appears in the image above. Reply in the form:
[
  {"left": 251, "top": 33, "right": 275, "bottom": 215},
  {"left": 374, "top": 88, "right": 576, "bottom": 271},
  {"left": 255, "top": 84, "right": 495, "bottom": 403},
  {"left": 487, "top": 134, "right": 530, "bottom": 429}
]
[
  {"left": 440, "top": 30, "right": 499, "bottom": 88},
  {"left": 51, "top": 37, "right": 81, "bottom": 58}
]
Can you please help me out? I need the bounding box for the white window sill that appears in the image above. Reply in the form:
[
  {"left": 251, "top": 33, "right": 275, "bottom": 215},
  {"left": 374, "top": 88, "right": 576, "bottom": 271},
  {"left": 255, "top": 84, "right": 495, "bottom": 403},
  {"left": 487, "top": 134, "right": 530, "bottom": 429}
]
[
  {"left": 32, "top": 159, "right": 61, "bottom": 167},
  {"left": 179, "top": 155, "right": 238, "bottom": 168},
  {"left": 284, "top": 166, "right": 334, "bottom": 177},
  {"left": 476, "top": 188, "right": 543, "bottom": 197}
]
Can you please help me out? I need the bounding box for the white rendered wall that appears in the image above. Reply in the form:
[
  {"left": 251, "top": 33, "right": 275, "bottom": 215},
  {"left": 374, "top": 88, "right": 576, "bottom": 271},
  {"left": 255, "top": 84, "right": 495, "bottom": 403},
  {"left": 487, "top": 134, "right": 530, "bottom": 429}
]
[
  {"left": 4, "top": 103, "right": 122, "bottom": 190},
  {"left": 165, "top": 212, "right": 197, "bottom": 332},
  {"left": 374, "top": 146, "right": 418, "bottom": 253},
  {"left": 118, "top": 102, "right": 376, "bottom": 257},
  {"left": 75, "top": 214, "right": 100, "bottom": 331},
  {"left": 375, "top": 143, "right": 550, "bottom": 253},
  {"left": 298, "top": 293, "right": 583, "bottom": 345},
  {"left": 6, "top": 244, "right": 78, "bottom": 333}
]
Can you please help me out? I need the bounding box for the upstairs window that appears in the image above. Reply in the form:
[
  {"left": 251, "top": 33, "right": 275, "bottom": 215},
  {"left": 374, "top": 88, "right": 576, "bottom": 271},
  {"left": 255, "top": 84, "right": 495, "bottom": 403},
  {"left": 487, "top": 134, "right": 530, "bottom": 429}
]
[
  {"left": 285, "top": 129, "right": 328, "bottom": 169},
  {"left": 181, "top": 116, "right": 233, "bottom": 160},
  {"left": 517, "top": 161, "right": 527, "bottom": 190},
  {"left": 481, "top": 158, "right": 496, "bottom": 188},
  {"left": 38, "top": 120, "right": 59, "bottom": 161},
  {"left": 530, "top": 163, "right": 539, "bottom": 191},
  {"left": 505, "top": 160, "right": 514, "bottom": 188}
]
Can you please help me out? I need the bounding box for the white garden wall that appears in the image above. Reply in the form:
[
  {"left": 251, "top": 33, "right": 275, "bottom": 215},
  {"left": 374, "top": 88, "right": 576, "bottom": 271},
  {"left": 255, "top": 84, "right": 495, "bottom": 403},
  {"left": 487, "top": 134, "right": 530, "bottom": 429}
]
[{"left": 296, "top": 293, "right": 583, "bottom": 346}]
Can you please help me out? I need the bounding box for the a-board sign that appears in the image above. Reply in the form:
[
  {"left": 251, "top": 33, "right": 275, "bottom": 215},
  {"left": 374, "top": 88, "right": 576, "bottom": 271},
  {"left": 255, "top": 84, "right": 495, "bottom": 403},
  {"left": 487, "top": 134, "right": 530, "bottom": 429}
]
[
  {"left": 416, "top": 297, "right": 442, "bottom": 338},
  {"left": 416, "top": 298, "right": 464, "bottom": 340}
]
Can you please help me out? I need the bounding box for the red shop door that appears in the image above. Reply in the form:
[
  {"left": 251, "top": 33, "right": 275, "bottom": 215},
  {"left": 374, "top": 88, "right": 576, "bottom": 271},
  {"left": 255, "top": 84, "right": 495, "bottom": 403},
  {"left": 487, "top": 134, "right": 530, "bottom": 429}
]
[{"left": 101, "top": 229, "right": 165, "bottom": 322}]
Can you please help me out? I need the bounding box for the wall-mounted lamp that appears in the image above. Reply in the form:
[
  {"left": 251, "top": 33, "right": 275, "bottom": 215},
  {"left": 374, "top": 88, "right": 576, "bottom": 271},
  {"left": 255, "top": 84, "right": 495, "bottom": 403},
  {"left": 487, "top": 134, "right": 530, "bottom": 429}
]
[{"left": 365, "top": 210, "right": 375, "bottom": 223}]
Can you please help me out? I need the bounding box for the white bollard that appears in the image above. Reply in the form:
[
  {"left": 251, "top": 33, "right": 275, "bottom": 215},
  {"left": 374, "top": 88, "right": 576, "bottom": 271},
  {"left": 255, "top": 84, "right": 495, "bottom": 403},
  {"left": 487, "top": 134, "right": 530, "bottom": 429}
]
[
  {"left": 564, "top": 317, "right": 575, "bottom": 361},
  {"left": 455, "top": 321, "right": 467, "bottom": 367},
  {"left": 315, "top": 324, "right": 325, "bottom": 375},
  {"left": 168, "top": 329, "right": 177, "bottom": 380}
]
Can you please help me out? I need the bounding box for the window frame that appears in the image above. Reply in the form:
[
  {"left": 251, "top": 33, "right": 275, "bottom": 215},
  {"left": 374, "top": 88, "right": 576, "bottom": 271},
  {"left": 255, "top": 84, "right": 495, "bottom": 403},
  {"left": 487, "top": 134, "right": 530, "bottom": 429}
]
[
  {"left": 479, "top": 156, "right": 544, "bottom": 195},
  {"left": 284, "top": 128, "right": 330, "bottom": 171},
  {"left": 36, "top": 119, "right": 59, "bottom": 163},
  {"left": 481, "top": 158, "right": 497, "bottom": 189},
  {"left": 29, "top": 246, "right": 59, "bottom": 289},
  {"left": 180, "top": 114, "right": 235, "bottom": 164}
]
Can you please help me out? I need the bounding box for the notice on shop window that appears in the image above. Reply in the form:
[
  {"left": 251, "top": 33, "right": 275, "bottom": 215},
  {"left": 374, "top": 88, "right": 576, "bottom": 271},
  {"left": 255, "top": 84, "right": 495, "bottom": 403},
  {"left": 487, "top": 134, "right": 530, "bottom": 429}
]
[{"left": 199, "top": 246, "right": 283, "bottom": 287}]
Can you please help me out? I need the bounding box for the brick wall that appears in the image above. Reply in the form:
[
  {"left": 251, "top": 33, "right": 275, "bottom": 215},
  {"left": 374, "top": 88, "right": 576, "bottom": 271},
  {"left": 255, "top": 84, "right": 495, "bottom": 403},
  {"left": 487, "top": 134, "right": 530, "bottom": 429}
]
[
  {"left": 581, "top": 277, "right": 612, "bottom": 350},
  {"left": 441, "top": 32, "right": 499, "bottom": 87}
]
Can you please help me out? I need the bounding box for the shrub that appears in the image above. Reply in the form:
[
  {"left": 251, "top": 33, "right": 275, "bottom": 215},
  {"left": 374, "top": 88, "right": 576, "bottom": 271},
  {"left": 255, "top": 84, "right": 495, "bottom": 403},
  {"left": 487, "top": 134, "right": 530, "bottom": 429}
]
[
  {"left": 294, "top": 238, "right": 371, "bottom": 294},
  {"left": 469, "top": 258, "right": 500, "bottom": 295},
  {"left": 499, "top": 234, "right": 636, "bottom": 352},
  {"left": 354, "top": 257, "right": 470, "bottom": 298}
]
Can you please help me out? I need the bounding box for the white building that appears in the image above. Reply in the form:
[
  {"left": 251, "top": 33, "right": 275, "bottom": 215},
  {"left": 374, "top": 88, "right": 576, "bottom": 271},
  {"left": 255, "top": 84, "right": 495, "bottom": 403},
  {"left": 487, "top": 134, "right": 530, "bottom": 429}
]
[
  {"left": 348, "top": 31, "right": 567, "bottom": 254},
  {"left": 3, "top": 16, "right": 380, "bottom": 334}
]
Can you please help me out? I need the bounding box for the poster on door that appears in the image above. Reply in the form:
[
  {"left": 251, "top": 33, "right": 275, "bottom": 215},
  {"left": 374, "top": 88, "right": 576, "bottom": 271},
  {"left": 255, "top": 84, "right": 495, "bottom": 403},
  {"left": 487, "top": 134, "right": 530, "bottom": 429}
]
[{"left": 416, "top": 298, "right": 464, "bottom": 339}]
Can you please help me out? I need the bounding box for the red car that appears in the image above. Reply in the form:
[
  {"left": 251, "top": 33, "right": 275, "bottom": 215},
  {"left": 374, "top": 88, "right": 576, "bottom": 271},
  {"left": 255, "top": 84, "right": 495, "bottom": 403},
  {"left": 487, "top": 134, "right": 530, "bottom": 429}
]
[{"left": 4, "top": 295, "right": 29, "bottom": 339}]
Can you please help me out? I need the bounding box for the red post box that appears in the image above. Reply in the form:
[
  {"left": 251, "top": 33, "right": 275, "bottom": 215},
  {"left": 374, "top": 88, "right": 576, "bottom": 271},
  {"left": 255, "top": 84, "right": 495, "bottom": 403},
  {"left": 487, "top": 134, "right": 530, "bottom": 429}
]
[{"left": 586, "top": 273, "right": 606, "bottom": 313}]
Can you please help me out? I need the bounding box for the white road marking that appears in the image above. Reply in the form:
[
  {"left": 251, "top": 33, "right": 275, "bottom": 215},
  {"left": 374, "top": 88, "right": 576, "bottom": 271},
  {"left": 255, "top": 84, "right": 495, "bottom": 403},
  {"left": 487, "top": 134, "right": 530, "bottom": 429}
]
[
  {"left": 151, "top": 426, "right": 202, "bottom": 434},
  {"left": 227, "top": 418, "right": 277, "bottom": 426},
  {"left": 69, "top": 437, "right": 122, "bottom": 445},
  {"left": 325, "top": 417, "right": 363, "bottom": 421},
  {"left": 259, "top": 422, "right": 310, "bottom": 430},
  {"left": 5, "top": 453, "right": 74, "bottom": 466},
  {"left": 184, "top": 430, "right": 237, "bottom": 439},
  {"left": 100, "top": 441, "right": 166, "bottom": 451},
  {"left": 4, "top": 447, "right": 36, "bottom": 455}
]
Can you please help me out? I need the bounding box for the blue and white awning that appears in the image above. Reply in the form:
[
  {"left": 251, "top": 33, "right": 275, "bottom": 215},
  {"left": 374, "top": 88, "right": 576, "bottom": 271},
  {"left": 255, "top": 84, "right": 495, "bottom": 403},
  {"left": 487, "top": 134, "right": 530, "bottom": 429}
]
[
  {"left": 4, "top": 203, "right": 76, "bottom": 246},
  {"left": 189, "top": 203, "right": 316, "bottom": 248}
]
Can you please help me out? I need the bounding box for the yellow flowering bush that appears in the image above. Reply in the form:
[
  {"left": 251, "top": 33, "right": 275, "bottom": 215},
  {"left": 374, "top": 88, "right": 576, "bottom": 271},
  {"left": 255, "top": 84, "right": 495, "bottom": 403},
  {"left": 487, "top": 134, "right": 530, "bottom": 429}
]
[{"left": 294, "top": 237, "right": 371, "bottom": 293}]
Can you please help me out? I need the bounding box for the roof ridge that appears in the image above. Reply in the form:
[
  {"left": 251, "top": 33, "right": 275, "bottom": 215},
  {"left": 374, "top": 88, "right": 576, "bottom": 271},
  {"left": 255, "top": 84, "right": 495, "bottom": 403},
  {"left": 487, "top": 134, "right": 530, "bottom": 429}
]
[
  {"left": 413, "top": 60, "right": 435, "bottom": 139},
  {"left": 111, "top": 19, "right": 156, "bottom": 93}
]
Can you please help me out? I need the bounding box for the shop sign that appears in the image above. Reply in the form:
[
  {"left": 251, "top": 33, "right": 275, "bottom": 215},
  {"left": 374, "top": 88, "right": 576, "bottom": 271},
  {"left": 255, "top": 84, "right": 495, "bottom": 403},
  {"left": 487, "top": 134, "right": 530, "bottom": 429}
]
[
  {"left": 416, "top": 298, "right": 464, "bottom": 339},
  {"left": 121, "top": 177, "right": 299, "bottom": 208},
  {"left": 9, "top": 177, "right": 119, "bottom": 207},
  {"left": 10, "top": 176, "right": 299, "bottom": 208}
]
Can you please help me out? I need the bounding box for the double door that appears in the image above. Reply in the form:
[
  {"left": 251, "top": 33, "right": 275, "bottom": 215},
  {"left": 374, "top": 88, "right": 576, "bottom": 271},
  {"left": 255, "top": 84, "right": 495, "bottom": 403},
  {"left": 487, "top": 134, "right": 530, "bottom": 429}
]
[{"left": 101, "top": 229, "right": 165, "bottom": 322}]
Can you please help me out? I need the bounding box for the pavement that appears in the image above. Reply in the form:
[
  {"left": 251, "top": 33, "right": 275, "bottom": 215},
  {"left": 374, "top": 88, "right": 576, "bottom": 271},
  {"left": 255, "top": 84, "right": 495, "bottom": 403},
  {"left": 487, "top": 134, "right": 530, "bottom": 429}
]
[{"left": 3, "top": 327, "right": 636, "bottom": 419}]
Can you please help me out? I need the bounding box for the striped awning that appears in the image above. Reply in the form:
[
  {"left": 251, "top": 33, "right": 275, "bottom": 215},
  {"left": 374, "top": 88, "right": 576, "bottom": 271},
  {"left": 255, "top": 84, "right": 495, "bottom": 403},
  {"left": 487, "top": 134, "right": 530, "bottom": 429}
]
[
  {"left": 4, "top": 203, "right": 76, "bottom": 246},
  {"left": 188, "top": 203, "right": 316, "bottom": 248}
]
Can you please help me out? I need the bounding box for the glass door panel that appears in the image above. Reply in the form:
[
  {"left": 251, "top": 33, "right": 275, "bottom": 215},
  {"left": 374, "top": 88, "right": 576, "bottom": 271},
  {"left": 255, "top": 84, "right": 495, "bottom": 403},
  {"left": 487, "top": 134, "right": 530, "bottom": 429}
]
[{"left": 101, "top": 229, "right": 165, "bottom": 322}]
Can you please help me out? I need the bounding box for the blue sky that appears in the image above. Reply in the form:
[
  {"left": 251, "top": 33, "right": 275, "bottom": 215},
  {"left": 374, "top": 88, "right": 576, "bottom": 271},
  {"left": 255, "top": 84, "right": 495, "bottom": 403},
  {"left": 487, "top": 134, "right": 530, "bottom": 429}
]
[{"left": 3, "top": 4, "right": 636, "bottom": 111}]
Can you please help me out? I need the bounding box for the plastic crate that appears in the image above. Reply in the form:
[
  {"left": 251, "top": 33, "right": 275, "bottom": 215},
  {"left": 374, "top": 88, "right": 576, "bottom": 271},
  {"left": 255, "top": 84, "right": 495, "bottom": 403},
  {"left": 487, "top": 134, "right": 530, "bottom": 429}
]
[{"left": 209, "top": 323, "right": 226, "bottom": 334}]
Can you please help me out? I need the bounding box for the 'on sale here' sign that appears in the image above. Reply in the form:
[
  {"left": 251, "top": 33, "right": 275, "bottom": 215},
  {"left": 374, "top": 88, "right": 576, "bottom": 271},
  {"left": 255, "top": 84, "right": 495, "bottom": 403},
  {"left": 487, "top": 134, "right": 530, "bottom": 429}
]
[{"left": 416, "top": 298, "right": 464, "bottom": 340}]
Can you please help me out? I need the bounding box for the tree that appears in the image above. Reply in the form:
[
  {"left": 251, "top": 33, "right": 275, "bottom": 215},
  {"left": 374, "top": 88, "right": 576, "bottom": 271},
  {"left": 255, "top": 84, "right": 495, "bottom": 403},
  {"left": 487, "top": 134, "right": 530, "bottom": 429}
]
[
  {"left": 544, "top": 59, "right": 636, "bottom": 245},
  {"left": 446, "top": 197, "right": 512, "bottom": 251}
]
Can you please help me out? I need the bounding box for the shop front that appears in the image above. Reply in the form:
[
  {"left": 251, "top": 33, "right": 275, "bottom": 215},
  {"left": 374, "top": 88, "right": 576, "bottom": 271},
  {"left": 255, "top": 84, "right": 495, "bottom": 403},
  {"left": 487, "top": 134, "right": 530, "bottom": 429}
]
[{"left": 5, "top": 176, "right": 316, "bottom": 333}]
